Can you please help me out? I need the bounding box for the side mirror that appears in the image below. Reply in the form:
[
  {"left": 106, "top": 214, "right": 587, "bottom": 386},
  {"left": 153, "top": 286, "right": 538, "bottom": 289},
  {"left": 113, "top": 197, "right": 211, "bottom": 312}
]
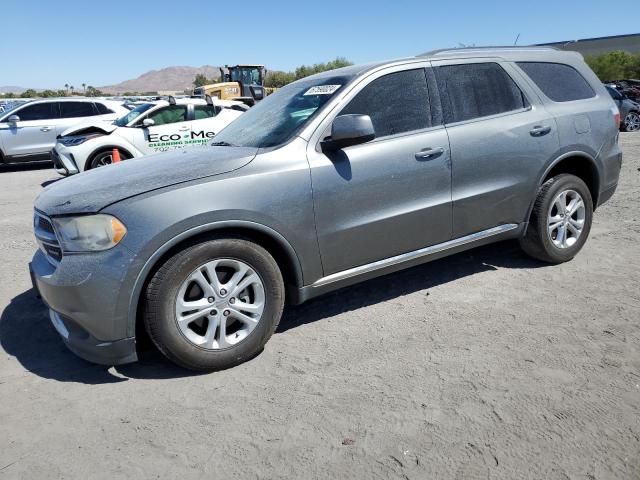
[
  {"left": 321, "top": 114, "right": 375, "bottom": 152},
  {"left": 142, "top": 118, "right": 155, "bottom": 127},
  {"left": 8, "top": 114, "right": 20, "bottom": 124}
]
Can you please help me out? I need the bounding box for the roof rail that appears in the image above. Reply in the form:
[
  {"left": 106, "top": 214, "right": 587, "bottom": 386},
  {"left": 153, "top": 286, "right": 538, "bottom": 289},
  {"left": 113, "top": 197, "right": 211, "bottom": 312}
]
[{"left": 418, "top": 45, "right": 559, "bottom": 57}]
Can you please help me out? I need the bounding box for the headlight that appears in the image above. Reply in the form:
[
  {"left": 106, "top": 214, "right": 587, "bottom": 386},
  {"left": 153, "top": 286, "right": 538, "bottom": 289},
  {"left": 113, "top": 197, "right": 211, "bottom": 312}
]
[
  {"left": 52, "top": 214, "right": 127, "bottom": 252},
  {"left": 58, "top": 134, "right": 102, "bottom": 147}
]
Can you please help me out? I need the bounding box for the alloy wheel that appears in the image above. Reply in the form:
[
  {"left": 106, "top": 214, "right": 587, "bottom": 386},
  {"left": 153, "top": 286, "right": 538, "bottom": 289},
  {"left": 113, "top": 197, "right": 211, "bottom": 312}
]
[
  {"left": 625, "top": 112, "right": 640, "bottom": 132},
  {"left": 174, "top": 259, "right": 265, "bottom": 350},
  {"left": 547, "top": 189, "right": 586, "bottom": 249}
]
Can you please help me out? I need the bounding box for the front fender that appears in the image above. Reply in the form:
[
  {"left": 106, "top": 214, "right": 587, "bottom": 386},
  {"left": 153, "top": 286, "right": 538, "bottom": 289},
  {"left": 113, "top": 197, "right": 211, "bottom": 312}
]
[{"left": 121, "top": 219, "right": 303, "bottom": 338}]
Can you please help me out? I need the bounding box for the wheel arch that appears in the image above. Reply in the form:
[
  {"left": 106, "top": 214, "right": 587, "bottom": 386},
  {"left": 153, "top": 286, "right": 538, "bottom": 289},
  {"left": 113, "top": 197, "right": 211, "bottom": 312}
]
[
  {"left": 85, "top": 145, "right": 134, "bottom": 171},
  {"left": 127, "top": 220, "right": 304, "bottom": 338},
  {"left": 523, "top": 151, "right": 601, "bottom": 233}
]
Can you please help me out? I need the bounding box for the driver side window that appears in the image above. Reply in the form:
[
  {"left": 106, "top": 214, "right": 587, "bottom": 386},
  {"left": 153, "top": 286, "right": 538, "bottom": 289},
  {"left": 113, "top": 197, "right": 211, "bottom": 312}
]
[
  {"left": 13, "top": 102, "right": 59, "bottom": 121},
  {"left": 146, "top": 105, "right": 188, "bottom": 126},
  {"left": 340, "top": 69, "right": 432, "bottom": 138}
]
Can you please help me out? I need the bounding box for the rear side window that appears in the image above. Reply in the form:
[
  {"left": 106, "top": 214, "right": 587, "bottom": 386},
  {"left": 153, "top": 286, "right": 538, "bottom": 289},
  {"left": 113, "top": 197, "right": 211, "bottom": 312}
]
[
  {"left": 517, "top": 62, "right": 595, "bottom": 102},
  {"left": 94, "top": 102, "right": 115, "bottom": 114},
  {"left": 435, "top": 62, "right": 527, "bottom": 123},
  {"left": 60, "top": 101, "right": 97, "bottom": 118},
  {"left": 340, "top": 69, "right": 432, "bottom": 138},
  {"left": 194, "top": 105, "right": 218, "bottom": 119},
  {"left": 14, "top": 102, "right": 58, "bottom": 121}
]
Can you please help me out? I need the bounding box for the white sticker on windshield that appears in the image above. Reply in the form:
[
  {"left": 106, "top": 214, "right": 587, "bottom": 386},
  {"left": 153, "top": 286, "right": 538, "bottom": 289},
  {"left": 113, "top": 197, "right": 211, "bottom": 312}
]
[{"left": 304, "top": 85, "right": 341, "bottom": 96}]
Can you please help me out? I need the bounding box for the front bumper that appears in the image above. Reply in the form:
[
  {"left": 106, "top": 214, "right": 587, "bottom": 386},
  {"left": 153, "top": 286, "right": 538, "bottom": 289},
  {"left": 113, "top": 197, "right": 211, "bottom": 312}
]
[
  {"left": 51, "top": 146, "right": 79, "bottom": 176},
  {"left": 29, "top": 247, "right": 138, "bottom": 366}
]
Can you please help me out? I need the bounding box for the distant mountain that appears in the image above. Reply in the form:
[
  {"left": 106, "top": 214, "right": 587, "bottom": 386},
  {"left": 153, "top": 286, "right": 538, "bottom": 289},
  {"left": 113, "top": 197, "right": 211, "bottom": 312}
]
[
  {"left": 99, "top": 65, "right": 222, "bottom": 94},
  {"left": 0, "top": 86, "right": 26, "bottom": 94}
]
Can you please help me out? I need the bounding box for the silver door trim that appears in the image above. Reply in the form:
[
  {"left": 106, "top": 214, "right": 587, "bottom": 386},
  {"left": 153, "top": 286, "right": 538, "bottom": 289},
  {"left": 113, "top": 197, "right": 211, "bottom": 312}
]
[{"left": 311, "top": 223, "right": 518, "bottom": 288}]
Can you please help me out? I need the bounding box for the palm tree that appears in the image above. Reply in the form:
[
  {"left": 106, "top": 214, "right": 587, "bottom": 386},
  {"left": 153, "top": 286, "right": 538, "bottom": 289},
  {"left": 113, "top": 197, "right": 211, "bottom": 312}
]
[
  {"left": 64, "top": 83, "right": 69, "bottom": 96},
  {"left": 70, "top": 86, "right": 75, "bottom": 96},
  {"left": 82, "top": 83, "right": 86, "bottom": 94}
]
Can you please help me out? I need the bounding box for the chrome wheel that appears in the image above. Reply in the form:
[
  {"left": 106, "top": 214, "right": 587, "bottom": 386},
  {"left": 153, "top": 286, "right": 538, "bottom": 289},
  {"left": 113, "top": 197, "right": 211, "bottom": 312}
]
[
  {"left": 547, "top": 189, "right": 585, "bottom": 249},
  {"left": 624, "top": 112, "right": 640, "bottom": 132},
  {"left": 175, "top": 259, "right": 265, "bottom": 350}
]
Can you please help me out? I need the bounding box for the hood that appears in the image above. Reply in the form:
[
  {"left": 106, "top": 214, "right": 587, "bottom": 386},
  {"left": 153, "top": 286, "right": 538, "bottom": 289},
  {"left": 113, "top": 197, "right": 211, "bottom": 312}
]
[
  {"left": 36, "top": 146, "right": 258, "bottom": 215},
  {"left": 60, "top": 121, "right": 118, "bottom": 136}
]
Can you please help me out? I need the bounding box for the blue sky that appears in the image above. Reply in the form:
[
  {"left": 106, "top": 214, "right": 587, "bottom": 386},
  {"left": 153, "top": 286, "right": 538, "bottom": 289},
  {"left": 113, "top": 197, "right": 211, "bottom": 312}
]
[{"left": 0, "top": 0, "right": 636, "bottom": 88}]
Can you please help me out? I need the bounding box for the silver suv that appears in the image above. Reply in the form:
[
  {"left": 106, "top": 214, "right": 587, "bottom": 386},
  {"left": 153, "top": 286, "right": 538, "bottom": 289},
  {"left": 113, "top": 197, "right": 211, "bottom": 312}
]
[
  {"left": 0, "top": 98, "right": 128, "bottom": 164},
  {"left": 31, "top": 47, "right": 622, "bottom": 370}
]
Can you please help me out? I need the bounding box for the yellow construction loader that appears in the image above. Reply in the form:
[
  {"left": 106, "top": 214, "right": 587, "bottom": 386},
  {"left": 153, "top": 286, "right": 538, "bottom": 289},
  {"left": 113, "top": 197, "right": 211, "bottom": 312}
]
[{"left": 193, "top": 65, "right": 276, "bottom": 106}]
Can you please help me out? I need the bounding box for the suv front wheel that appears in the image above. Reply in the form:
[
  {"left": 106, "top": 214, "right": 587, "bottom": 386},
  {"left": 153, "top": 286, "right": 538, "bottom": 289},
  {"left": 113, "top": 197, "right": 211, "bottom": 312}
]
[
  {"left": 520, "top": 174, "right": 593, "bottom": 263},
  {"left": 144, "top": 237, "right": 285, "bottom": 371}
]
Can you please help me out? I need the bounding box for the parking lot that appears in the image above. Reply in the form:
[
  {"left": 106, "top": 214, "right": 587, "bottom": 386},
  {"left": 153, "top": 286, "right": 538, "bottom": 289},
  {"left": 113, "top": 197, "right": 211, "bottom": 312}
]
[{"left": 0, "top": 134, "right": 638, "bottom": 478}]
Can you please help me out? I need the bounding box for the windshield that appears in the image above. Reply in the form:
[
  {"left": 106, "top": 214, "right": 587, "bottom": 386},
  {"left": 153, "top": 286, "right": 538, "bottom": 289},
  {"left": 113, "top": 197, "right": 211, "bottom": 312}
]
[
  {"left": 114, "top": 103, "right": 155, "bottom": 127},
  {"left": 212, "top": 75, "right": 352, "bottom": 148}
]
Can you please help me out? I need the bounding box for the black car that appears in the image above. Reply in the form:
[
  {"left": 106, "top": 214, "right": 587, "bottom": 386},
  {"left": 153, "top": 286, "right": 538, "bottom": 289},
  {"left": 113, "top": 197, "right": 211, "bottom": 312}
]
[{"left": 606, "top": 85, "right": 640, "bottom": 132}]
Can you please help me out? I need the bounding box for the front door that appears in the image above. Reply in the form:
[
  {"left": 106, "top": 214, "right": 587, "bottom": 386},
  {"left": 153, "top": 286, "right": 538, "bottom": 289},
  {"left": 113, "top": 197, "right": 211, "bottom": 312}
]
[
  {"left": 133, "top": 105, "right": 191, "bottom": 155},
  {"left": 0, "top": 102, "right": 59, "bottom": 159},
  {"left": 307, "top": 67, "right": 452, "bottom": 275}
]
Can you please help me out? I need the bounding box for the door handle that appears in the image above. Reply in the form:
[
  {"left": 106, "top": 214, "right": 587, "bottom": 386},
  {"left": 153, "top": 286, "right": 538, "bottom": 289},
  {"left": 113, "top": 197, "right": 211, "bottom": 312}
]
[
  {"left": 40, "top": 127, "right": 52, "bottom": 132},
  {"left": 178, "top": 126, "right": 189, "bottom": 131},
  {"left": 415, "top": 146, "right": 445, "bottom": 160},
  {"left": 530, "top": 125, "right": 551, "bottom": 137}
]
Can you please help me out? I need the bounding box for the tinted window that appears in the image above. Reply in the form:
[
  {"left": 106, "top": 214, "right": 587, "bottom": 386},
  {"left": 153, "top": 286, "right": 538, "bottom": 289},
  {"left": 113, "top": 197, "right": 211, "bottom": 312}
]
[
  {"left": 340, "top": 69, "right": 431, "bottom": 137},
  {"left": 436, "top": 63, "right": 527, "bottom": 123},
  {"left": 146, "top": 105, "right": 188, "bottom": 126},
  {"left": 517, "top": 62, "right": 595, "bottom": 102},
  {"left": 60, "top": 101, "right": 97, "bottom": 118},
  {"left": 14, "top": 102, "right": 58, "bottom": 121},
  {"left": 95, "top": 102, "right": 115, "bottom": 114},
  {"left": 194, "top": 105, "right": 218, "bottom": 120}
]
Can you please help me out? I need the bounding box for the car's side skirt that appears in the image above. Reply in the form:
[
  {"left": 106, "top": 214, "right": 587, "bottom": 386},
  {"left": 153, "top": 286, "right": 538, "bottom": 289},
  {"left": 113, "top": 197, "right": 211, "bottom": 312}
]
[{"left": 293, "top": 223, "right": 521, "bottom": 304}]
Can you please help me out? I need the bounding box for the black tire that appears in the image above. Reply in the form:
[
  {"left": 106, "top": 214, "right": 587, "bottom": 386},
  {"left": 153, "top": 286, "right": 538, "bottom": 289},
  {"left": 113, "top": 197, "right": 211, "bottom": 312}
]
[
  {"left": 87, "top": 148, "right": 129, "bottom": 170},
  {"left": 144, "top": 237, "right": 285, "bottom": 371},
  {"left": 520, "top": 174, "right": 593, "bottom": 264}
]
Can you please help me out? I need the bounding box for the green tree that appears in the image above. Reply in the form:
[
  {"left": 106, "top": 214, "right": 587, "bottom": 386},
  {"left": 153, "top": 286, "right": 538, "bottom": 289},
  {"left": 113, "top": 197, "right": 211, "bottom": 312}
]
[
  {"left": 85, "top": 86, "right": 104, "bottom": 97},
  {"left": 39, "top": 89, "right": 58, "bottom": 98},
  {"left": 264, "top": 70, "right": 295, "bottom": 88},
  {"left": 585, "top": 51, "right": 640, "bottom": 81},
  {"left": 20, "top": 89, "right": 38, "bottom": 98},
  {"left": 264, "top": 57, "right": 353, "bottom": 88},
  {"left": 193, "top": 74, "right": 213, "bottom": 88}
]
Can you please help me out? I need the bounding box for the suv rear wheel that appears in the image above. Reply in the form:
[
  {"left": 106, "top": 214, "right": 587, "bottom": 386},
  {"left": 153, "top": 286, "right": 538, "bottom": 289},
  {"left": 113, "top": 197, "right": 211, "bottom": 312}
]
[
  {"left": 520, "top": 174, "right": 593, "bottom": 263},
  {"left": 144, "top": 237, "right": 285, "bottom": 371}
]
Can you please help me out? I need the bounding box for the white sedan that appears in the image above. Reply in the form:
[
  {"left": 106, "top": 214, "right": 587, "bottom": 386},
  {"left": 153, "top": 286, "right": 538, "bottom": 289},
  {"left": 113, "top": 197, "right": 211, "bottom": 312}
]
[{"left": 52, "top": 97, "right": 246, "bottom": 175}]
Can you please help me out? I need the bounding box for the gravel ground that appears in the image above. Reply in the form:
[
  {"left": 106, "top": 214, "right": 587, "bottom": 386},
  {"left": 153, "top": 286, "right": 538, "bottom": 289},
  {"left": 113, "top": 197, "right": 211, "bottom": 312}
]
[{"left": 0, "top": 134, "right": 639, "bottom": 480}]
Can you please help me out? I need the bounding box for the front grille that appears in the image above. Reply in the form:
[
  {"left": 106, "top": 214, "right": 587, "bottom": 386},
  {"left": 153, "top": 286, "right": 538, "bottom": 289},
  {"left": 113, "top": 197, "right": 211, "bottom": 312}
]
[{"left": 34, "top": 211, "right": 62, "bottom": 264}]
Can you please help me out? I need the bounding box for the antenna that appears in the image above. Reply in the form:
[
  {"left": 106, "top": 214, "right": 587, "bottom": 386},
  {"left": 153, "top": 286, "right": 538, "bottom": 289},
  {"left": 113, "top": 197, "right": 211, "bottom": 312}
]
[{"left": 514, "top": 33, "right": 521, "bottom": 46}]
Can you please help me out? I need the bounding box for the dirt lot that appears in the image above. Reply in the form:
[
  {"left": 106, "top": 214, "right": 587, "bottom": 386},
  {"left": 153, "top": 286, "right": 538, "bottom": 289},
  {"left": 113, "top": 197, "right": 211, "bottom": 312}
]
[{"left": 0, "top": 134, "right": 638, "bottom": 480}]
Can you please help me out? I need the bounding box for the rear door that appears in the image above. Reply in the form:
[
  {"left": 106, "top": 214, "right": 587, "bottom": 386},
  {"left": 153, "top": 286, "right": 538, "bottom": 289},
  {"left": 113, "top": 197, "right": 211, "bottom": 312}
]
[
  {"left": 0, "top": 102, "right": 60, "bottom": 159},
  {"left": 132, "top": 105, "right": 191, "bottom": 155},
  {"left": 307, "top": 66, "right": 452, "bottom": 275},
  {"left": 432, "top": 60, "right": 560, "bottom": 237}
]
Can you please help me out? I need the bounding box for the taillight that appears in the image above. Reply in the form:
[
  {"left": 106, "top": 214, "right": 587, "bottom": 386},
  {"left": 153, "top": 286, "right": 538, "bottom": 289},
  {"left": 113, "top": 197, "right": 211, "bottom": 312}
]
[{"left": 612, "top": 106, "right": 621, "bottom": 129}]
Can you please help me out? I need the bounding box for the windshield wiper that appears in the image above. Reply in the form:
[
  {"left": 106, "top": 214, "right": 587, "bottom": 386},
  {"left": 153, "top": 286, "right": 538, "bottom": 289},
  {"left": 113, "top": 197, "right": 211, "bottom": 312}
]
[{"left": 210, "top": 141, "right": 236, "bottom": 147}]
